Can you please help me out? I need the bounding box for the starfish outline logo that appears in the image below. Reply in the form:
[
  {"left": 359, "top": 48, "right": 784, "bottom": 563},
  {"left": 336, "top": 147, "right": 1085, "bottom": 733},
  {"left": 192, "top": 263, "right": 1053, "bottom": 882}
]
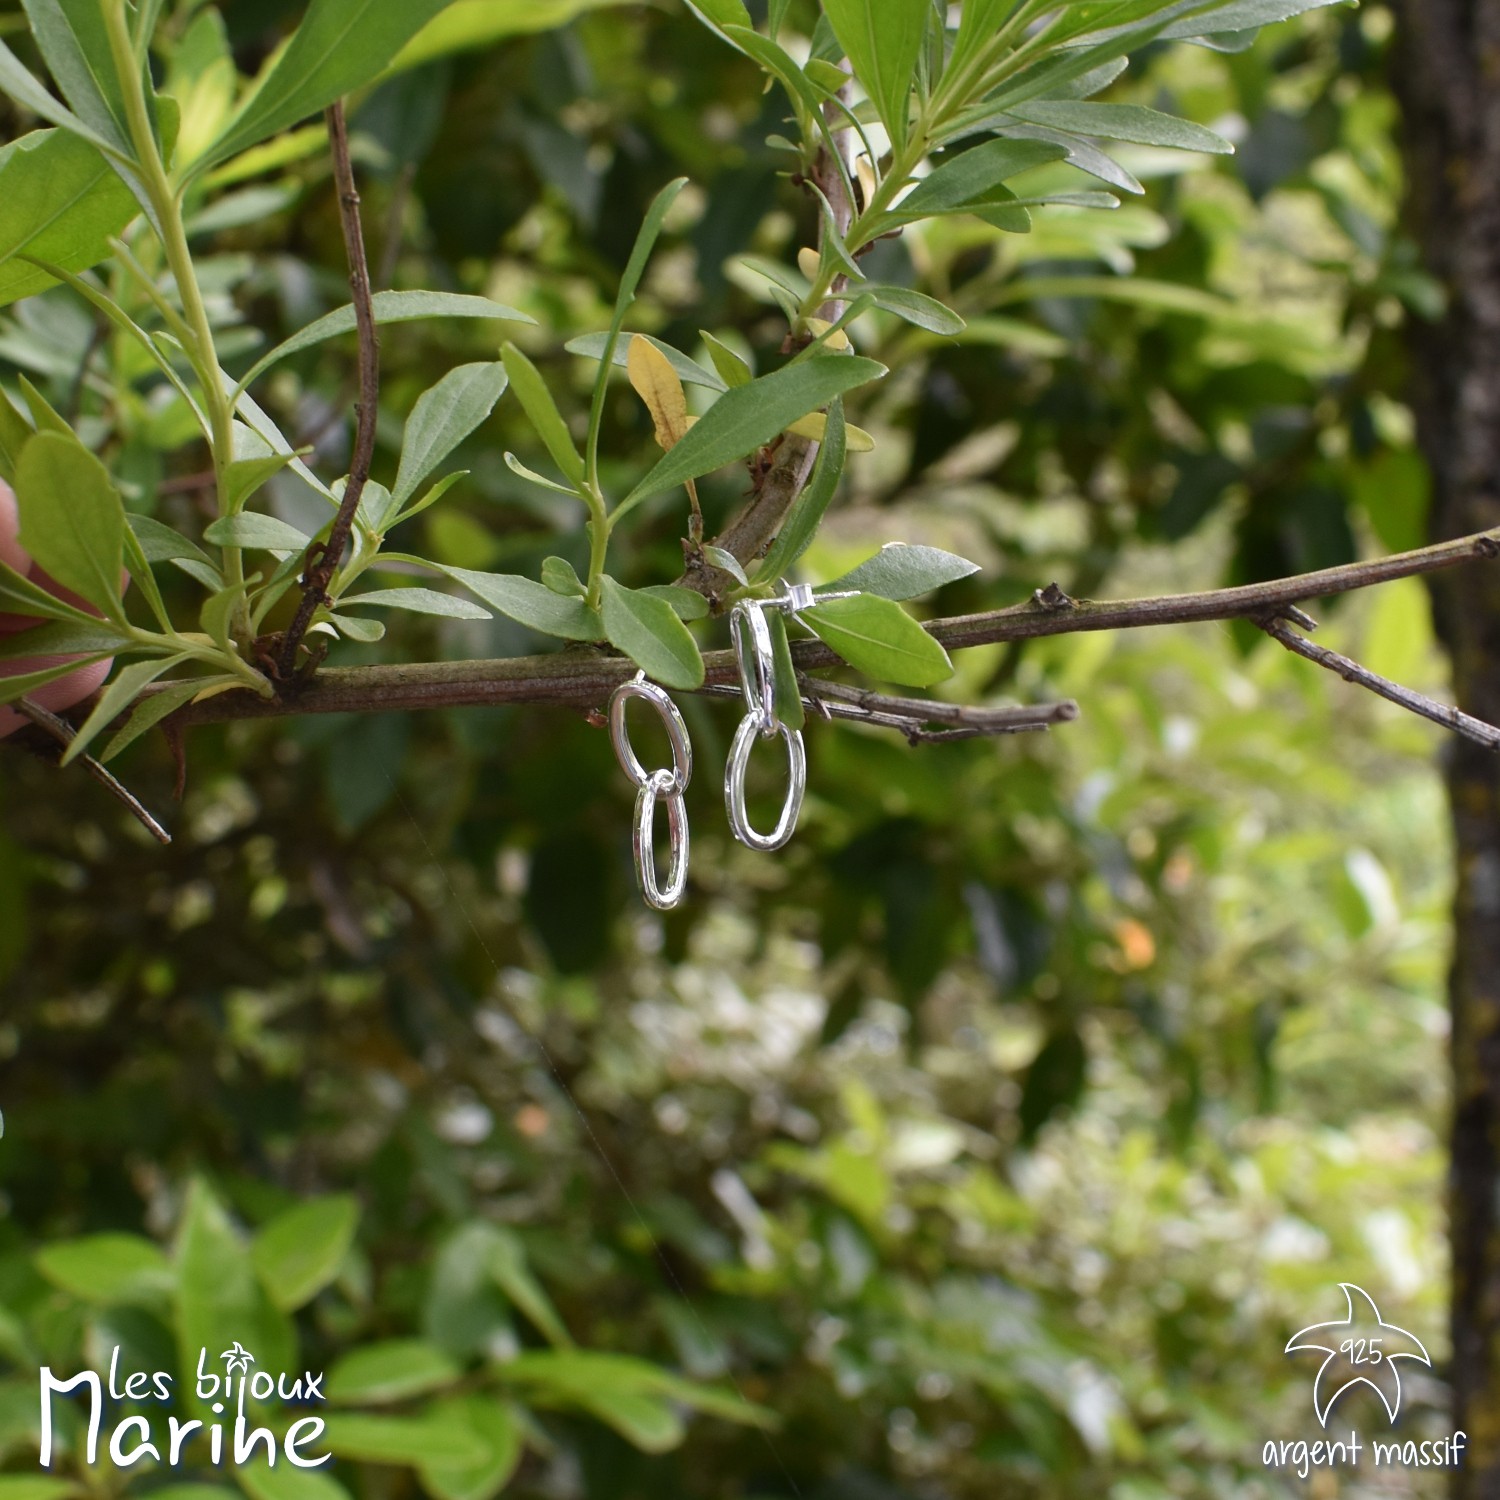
[
  {"left": 1285, "top": 1283, "right": 1430, "bottom": 1428},
  {"left": 220, "top": 1341, "right": 255, "bottom": 1376}
]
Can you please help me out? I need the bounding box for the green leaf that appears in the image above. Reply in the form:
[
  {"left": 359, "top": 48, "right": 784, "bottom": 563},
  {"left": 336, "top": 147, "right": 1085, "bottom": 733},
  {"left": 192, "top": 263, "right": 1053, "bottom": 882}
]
[
  {"left": 201, "top": 0, "right": 468, "bottom": 170},
  {"left": 14, "top": 430, "right": 125, "bottom": 618},
  {"left": 393, "top": 470, "right": 467, "bottom": 525},
  {"left": 416, "top": 1397, "right": 523, "bottom": 1500},
  {"left": 1006, "top": 100, "right": 1234, "bottom": 154},
  {"left": 824, "top": 544, "right": 980, "bottom": 600},
  {"left": 566, "top": 331, "right": 726, "bottom": 393},
  {"left": 199, "top": 583, "right": 244, "bottom": 655},
  {"left": 0, "top": 386, "right": 31, "bottom": 485},
  {"left": 502, "top": 344, "right": 584, "bottom": 486},
  {"left": 700, "top": 331, "right": 752, "bottom": 389},
  {"left": 395, "top": 361, "right": 509, "bottom": 506},
  {"left": 101, "top": 678, "right": 208, "bottom": 761},
  {"left": 485, "top": 1228, "right": 572, "bottom": 1349},
  {"left": 821, "top": 0, "right": 927, "bottom": 150},
  {"left": 237, "top": 1459, "right": 353, "bottom": 1500},
  {"left": 388, "top": 0, "right": 632, "bottom": 72},
  {"left": 619, "top": 355, "right": 884, "bottom": 513},
  {"left": 640, "top": 584, "right": 710, "bottom": 621},
  {"left": 685, "top": 0, "right": 754, "bottom": 34},
  {"left": 889, "top": 139, "right": 1070, "bottom": 224},
  {"left": 0, "top": 41, "right": 115, "bottom": 157},
  {"left": 504, "top": 452, "right": 583, "bottom": 498},
  {"left": 330, "top": 613, "right": 384, "bottom": 642},
  {"left": 321, "top": 1413, "right": 489, "bottom": 1467},
  {"left": 0, "top": 130, "right": 136, "bottom": 307},
  {"left": 223, "top": 449, "right": 302, "bottom": 516},
  {"left": 700, "top": 544, "right": 748, "bottom": 586},
  {"left": 35, "top": 1233, "right": 174, "bottom": 1305},
  {"left": 0, "top": 656, "right": 111, "bottom": 707},
  {"left": 174, "top": 1179, "right": 297, "bottom": 1416},
  {"left": 18, "top": 375, "right": 72, "bottom": 438},
  {"left": 1159, "top": 0, "right": 1347, "bottom": 39},
  {"left": 203, "top": 513, "right": 313, "bottom": 553},
  {"left": 250, "top": 1194, "right": 359, "bottom": 1312},
  {"left": 541, "top": 555, "right": 586, "bottom": 596},
  {"left": 756, "top": 399, "right": 847, "bottom": 582},
  {"left": 864, "top": 285, "right": 965, "bottom": 335},
  {"left": 232, "top": 387, "right": 337, "bottom": 502},
  {"left": 0, "top": 619, "right": 125, "bottom": 662},
  {"left": 995, "top": 275, "right": 1231, "bottom": 318},
  {"left": 338, "top": 587, "right": 491, "bottom": 620},
  {"left": 802, "top": 593, "right": 952, "bottom": 686},
  {"left": 0, "top": 556, "right": 99, "bottom": 624},
  {"left": 586, "top": 176, "right": 688, "bottom": 476},
  {"left": 598, "top": 576, "right": 704, "bottom": 690},
  {"left": 442, "top": 567, "right": 601, "bottom": 640},
  {"left": 503, "top": 1350, "right": 775, "bottom": 1434},
  {"left": 237, "top": 291, "right": 532, "bottom": 393},
  {"left": 19, "top": 0, "right": 131, "bottom": 153},
  {"left": 61, "top": 654, "right": 190, "bottom": 765},
  {"left": 766, "top": 609, "right": 803, "bottom": 732},
  {"left": 128, "top": 514, "right": 216, "bottom": 567},
  {"left": 327, "top": 1341, "right": 463, "bottom": 1405},
  {"left": 120, "top": 507, "right": 172, "bottom": 631},
  {"left": 0, "top": 1480, "right": 83, "bottom": 1500}
]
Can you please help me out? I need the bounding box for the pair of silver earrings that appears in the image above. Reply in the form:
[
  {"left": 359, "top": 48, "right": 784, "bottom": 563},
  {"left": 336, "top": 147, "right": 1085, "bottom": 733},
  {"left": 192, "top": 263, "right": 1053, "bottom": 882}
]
[{"left": 608, "top": 584, "right": 851, "bottom": 909}]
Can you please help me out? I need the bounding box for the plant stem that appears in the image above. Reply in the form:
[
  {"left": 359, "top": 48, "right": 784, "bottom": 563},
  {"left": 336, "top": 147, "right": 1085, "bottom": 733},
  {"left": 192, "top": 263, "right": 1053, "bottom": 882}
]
[
  {"left": 101, "top": 0, "right": 240, "bottom": 618},
  {"left": 584, "top": 485, "right": 611, "bottom": 610}
]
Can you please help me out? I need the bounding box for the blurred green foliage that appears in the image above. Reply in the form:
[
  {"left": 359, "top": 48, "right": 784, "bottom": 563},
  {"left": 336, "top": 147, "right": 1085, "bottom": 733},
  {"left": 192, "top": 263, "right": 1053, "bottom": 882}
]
[{"left": 0, "top": 1, "right": 1455, "bottom": 1497}]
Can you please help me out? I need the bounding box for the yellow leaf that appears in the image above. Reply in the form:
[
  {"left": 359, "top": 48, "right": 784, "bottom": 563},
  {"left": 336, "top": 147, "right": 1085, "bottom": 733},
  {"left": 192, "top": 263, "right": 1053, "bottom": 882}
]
[
  {"left": 787, "top": 413, "right": 875, "bottom": 451},
  {"left": 191, "top": 681, "right": 243, "bottom": 705},
  {"left": 627, "top": 335, "right": 689, "bottom": 451},
  {"left": 803, "top": 317, "right": 851, "bottom": 351},
  {"left": 797, "top": 247, "right": 820, "bottom": 281},
  {"left": 856, "top": 155, "right": 877, "bottom": 211}
]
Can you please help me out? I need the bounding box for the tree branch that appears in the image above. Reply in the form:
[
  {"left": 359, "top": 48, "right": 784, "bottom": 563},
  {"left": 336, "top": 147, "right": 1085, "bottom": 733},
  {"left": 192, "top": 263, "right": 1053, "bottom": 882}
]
[
  {"left": 276, "top": 100, "right": 379, "bottom": 679},
  {"left": 14, "top": 698, "right": 172, "bottom": 843},
  {"left": 155, "top": 521, "right": 1500, "bottom": 729},
  {"left": 1259, "top": 614, "right": 1500, "bottom": 752},
  {"left": 696, "top": 678, "right": 1079, "bottom": 742},
  {"left": 680, "top": 84, "right": 858, "bottom": 596}
]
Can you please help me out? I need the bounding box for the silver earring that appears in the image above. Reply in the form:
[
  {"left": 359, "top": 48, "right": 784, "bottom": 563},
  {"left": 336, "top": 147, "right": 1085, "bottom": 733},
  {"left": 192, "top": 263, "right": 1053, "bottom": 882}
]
[{"left": 609, "top": 672, "right": 692, "bottom": 909}]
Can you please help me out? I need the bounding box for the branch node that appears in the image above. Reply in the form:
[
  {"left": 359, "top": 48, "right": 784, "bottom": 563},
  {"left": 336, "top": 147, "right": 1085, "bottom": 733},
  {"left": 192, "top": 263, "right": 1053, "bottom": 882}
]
[{"left": 1032, "top": 582, "right": 1076, "bottom": 611}]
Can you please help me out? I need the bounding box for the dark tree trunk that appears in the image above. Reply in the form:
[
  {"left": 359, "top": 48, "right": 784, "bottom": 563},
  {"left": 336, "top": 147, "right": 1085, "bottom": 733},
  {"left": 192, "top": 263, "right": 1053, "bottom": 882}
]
[{"left": 1393, "top": 3, "right": 1500, "bottom": 1492}]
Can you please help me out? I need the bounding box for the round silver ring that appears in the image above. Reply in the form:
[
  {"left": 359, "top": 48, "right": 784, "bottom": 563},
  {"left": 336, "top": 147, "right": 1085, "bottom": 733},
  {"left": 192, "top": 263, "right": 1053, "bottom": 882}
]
[
  {"left": 730, "top": 601, "right": 778, "bottom": 734},
  {"left": 609, "top": 674, "right": 692, "bottom": 793},
  {"left": 724, "top": 714, "right": 806, "bottom": 852},
  {"left": 635, "top": 766, "right": 689, "bottom": 909}
]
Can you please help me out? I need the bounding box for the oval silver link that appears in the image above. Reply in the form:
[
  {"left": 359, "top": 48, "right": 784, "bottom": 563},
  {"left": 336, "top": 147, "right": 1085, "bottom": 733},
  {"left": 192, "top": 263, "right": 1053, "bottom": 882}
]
[
  {"left": 635, "top": 766, "right": 689, "bottom": 909},
  {"left": 609, "top": 672, "right": 692, "bottom": 793},
  {"left": 730, "top": 601, "right": 778, "bottom": 734},
  {"left": 724, "top": 713, "right": 806, "bottom": 852}
]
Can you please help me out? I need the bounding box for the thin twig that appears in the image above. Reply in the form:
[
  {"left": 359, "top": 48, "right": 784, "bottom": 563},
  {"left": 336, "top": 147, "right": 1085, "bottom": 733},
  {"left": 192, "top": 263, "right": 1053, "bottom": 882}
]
[
  {"left": 1259, "top": 614, "right": 1500, "bottom": 752},
  {"left": 799, "top": 676, "right": 1079, "bottom": 732},
  {"left": 277, "top": 99, "right": 379, "bottom": 679},
  {"left": 14, "top": 698, "right": 172, "bottom": 843},
  {"left": 697, "top": 680, "right": 1078, "bottom": 741}
]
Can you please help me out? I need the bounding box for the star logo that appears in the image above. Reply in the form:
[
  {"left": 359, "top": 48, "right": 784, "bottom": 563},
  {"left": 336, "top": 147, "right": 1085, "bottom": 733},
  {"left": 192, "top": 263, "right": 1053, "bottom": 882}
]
[
  {"left": 1285, "top": 1284, "right": 1430, "bottom": 1428},
  {"left": 220, "top": 1341, "right": 256, "bottom": 1376}
]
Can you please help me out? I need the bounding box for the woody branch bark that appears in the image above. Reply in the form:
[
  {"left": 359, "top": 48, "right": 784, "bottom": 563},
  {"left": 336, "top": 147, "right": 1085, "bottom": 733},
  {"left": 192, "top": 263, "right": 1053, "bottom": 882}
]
[
  {"left": 683, "top": 85, "right": 856, "bottom": 594},
  {"left": 152, "top": 523, "right": 1500, "bottom": 733},
  {"left": 275, "top": 101, "right": 379, "bottom": 678}
]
